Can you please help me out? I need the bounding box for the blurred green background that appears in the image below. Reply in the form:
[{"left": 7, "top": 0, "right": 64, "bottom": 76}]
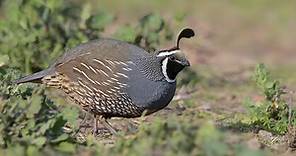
[{"left": 0, "top": 0, "right": 296, "bottom": 156}]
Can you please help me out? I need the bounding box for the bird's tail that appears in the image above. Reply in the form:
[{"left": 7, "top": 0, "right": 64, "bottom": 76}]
[{"left": 12, "top": 69, "right": 52, "bottom": 84}]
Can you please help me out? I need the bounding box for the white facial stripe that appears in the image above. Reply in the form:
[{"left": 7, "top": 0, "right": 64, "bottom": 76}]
[
  {"left": 161, "top": 57, "right": 176, "bottom": 83},
  {"left": 157, "top": 49, "right": 181, "bottom": 57}
]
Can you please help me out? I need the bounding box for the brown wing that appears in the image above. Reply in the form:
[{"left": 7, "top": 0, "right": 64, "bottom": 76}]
[
  {"left": 52, "top": 39, "right": 148, "bottom": 67},
  {"left": 42, "top": 40, "right": 146, "bottom": 117}
]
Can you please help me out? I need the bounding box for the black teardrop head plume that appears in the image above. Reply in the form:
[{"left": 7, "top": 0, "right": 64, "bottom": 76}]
[{"left": 176, "top": 28, "right": 195, "bottom": 48}]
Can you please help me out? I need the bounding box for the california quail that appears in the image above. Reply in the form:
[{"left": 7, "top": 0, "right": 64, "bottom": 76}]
[{"left": 14, "top": 28, "right": 195, "bottom": 133}]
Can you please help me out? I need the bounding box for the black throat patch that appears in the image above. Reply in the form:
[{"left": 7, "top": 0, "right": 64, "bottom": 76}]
[{"left": 166, "top": 59, "right": 185, "bottom": 80}]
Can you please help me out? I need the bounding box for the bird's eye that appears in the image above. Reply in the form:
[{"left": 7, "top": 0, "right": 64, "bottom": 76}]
[{"left": 169, "top": 55, "right": 176, "bottom": 61}]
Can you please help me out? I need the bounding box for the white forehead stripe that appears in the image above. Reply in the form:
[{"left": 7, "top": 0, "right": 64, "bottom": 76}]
[
  {"left": 161, "top": 57, "right": 176, "bottom": 83},
  {"left": 157, "top": 49, "right": 181, "bottom": 57}
]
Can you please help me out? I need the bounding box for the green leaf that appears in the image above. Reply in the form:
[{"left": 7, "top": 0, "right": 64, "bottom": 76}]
[
  {"left": 50, "top": 133, "right": 69, "bottom": 143},
  {"left": 46, "top": 0, "right": 63, "bottom": 10},
  {"left": 140, "top": 14, "right": 164, "bottom": 32},
  {"left": 265, "top": 81, "right": 275, "bottom": 89},
  {"left": 80, "top": 3, "right": 92, "bottom": 29},
  {"left": 61, "top": 106, "right": 79, "bottom": 128},
  {"left": 38, "top": 119, "right": 55, "bottom": 135},
  {"left": 196, "top": 122, "right": 228, "bottom": 156},
  {"left": 0, "top": 55, "right": 9, "bottom": 67},
  {"left": 56, "top": 142, "right": 76, "bottom": 153},
  {"left": 6, "top": 144, "right": 25, "bottom": 156},
  {"left": 114, "top": 25, "right": 137, "bottom": 42},
  {"left": 26, "top": 95, "right": 43, "bottom": 118},
  {"left": 87, "top": 12, "right": 114, "bottom": 30},
  {"left": 32, "top": 137, "right": 47, "bottom": 147},
  {"left": 27, "top": 145, "right": 40, "bottom": 156}
]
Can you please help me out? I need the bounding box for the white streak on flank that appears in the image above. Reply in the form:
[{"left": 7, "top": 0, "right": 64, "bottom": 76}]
[
  {"left": 157, "top": 49, "right": 181, "bottom": 57},
  {"left": 105, "top": 65, "right": 113, "bottom": 72},
  {"left": 73, "top": 66, "right": 83, "bottom": 73},
  {"left": 114, "top": 61, "right": 121, "bottom": 65},
  {"left": 113, "top": 86, "right": 120, "bottom": 90},
  {"left": 110, "top": 88, "right": 117, "bottom": 92},
  {"left": 119, "top": 85, "right": 126, "bottom": 88},
  {"left": 98, "top": 69, "right": 109, "bottom": 77},
  {"left": 106, "top": 90, "right": 113, "bottom": 94},
  {"left": 73, "top": 67, "right": 96, "bottom": 84},
  {"left": 78, "top": 52, "right": 91, "bottom": 57},
  {"left": 78, "top": 87, "right": 86, "bottom": 94},
  {"left": 93, "top": 58, "right": 105, "bottom": 66},
  {"left": 85, "top": 92, "right": 91, "bottom": 97},
  {"left": 93, "top": 59, "right": 113, "bottom": 72},
  {"left": 102, "top": 82, "right": 110, "bottom": 86},
  {"left": 107, "top": 79, "right": 113, "bottom": 83},
  {"left": 161, "top": 58, "right": 176, "bottom": 83},
  {"left": 110, "top": 77, "right": 119, "bottom": 81},
  {"left": 127, "top": 61, "right": 136, "bottom": 65},
  {"left": 119, "top": 61, "right": 128, "bottom": 66},
  {"left": 106, "top": 59, "right": 115, "bottom": 66},
  {"left": 95, "top": 93, "right": 101, "bottom": 97},
  {"left": 97, "top": 89, "right": 109, "bottom": 97},
  {"left": 117, "top": 82, "right": 128, "bottom": 87},
  {"left": 116, "top": 72, "right": 128, "bottom": 78},
  {"left": 75, "top": 90, "right": 84, "bottom": 96},
  {"left": 92, "top": 87, "right": 99, "bottom": 92},
  {"left": 122, "top": 68, "right": 128, "bottom": 71},
  {"left": 113, "top": 74, "right": 119, "bottom": 78},
  {"left": 95, "top": 80, "right": 101, "bottom": 85},
  {"left": 78, "top": 79, "right": 93, "bottom": 92},
  {"left": 94, "top": 96, "right": 101, "bottom": 103},
  {"left": 116, "top": 81, "right": 122, "bottom": 85},
  {"left": 88, "top": 65, "right": 98, "bottom": 74},
  {"left": 80, "top": 62, "right": 90, "bottom": 69},
  {"left": 122, "top": 67, "right": 132, "bottom": 71}
]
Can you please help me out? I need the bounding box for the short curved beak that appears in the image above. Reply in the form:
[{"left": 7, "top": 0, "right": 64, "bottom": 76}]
[
  {"left": 175, "top": 59, "right": 190, "bottom": 67},
  {"left": 183, "top": 60, "right": 190, "bottom": 67}
]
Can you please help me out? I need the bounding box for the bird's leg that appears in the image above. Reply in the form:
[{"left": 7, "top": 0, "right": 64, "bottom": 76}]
[
  {"left": 93, "top": 114, "right": 98, "bottom": 135},
  {"left": 72, "top": 112, "right": 88, "bottom": 136},
  {"left": 77, "top": 107, "right": 92, "bottom": 132},
  {"left": 78, "top": 112, "right": 88, "bottom": 128},
  {"left": 98, "top": 116, "right": 117, "bottom": 135}
]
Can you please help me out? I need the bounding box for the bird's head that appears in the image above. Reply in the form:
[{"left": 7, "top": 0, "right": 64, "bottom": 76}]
[{"left": 156, "top": 28, "right": 195, "bottom": 82}]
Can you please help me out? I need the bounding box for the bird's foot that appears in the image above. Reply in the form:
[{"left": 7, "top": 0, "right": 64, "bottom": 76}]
[
  {"left": 92, "top": 115, "right": 118, "bottom": 136},
  {"left": 102, "top": 120, "right": 118, "bottom": 135},
  {"left": 97, "top": 117, "right": 118, "bottom": 136}
]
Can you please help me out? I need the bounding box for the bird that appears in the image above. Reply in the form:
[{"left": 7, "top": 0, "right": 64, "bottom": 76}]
[{"left": 13, "top": 28, "right": 195, "bottom": 134}]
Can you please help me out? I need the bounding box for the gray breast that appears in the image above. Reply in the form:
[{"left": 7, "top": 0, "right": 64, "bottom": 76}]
[{"left": 125, "top": 56, "right": 177, "bottom": 113}]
